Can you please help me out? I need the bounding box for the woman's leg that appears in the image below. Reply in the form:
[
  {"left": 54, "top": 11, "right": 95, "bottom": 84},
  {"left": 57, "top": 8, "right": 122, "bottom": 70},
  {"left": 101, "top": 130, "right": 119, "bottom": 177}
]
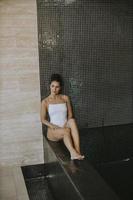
[
  {"left": 62, "top": 128, "right": 80, "bottom": 158},
  {"left": 63, "top": 128, "right": 84, "bottom": 159},
  {"left": 47, "top": 127, "right": 84, "bottom": 160},
  {"left": 67, "top": 118, "right": 82, "bottom": 154}
]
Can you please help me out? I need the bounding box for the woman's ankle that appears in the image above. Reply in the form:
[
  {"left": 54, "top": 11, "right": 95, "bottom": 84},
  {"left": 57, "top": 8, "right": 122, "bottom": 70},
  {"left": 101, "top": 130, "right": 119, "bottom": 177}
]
[{"left": 75, "top": 148, "right": 81, "bottom": 154}]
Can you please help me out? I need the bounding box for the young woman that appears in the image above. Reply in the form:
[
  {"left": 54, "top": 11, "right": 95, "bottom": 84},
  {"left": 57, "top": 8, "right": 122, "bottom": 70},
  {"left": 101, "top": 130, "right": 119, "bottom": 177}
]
[{"left": 40, "top": 74, "right": 84, "bottom": 160}]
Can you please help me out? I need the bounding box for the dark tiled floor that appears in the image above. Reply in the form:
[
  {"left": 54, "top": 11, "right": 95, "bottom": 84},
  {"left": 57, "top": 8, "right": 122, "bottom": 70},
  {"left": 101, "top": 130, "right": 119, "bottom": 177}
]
[
  {"left": 22, "top": 161, "right": 119, "bottom": 200},
  {"left": 22, "top": 164, "right": 53, "bottom": 200},
  {"left": 25, "top": 177, "right": 53, "bottom": 200},
  {"left": 22, "top": 163, "right": 82, "bottom": 200}
]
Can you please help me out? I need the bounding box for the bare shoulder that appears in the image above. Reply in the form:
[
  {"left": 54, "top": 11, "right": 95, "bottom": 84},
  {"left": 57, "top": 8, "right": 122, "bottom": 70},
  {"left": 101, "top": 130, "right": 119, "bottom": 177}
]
[
  {"left": 42, "top": 97, "right": 49, "bottom": 106},
  {"left": 62, "top": 95, "right": 70, "bottom": 102}
]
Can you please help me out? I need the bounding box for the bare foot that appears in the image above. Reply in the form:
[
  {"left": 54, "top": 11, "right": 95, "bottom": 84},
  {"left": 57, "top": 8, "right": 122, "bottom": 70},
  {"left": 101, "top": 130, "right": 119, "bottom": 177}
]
[{"left": 71, "top": 151, "right": 85, "bottom": 160}]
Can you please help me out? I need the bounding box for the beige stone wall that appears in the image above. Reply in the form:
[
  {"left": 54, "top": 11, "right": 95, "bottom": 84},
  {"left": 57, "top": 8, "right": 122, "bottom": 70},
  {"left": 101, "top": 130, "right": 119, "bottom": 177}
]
[{"left": 0, "top": 0, "right": 44, "bottom": 166}]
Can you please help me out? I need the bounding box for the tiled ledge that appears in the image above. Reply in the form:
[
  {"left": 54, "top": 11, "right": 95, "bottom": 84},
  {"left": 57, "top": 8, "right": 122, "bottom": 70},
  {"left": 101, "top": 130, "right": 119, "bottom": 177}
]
[{"left": 43, "top": 135, "right": 120, "bottom": 200}]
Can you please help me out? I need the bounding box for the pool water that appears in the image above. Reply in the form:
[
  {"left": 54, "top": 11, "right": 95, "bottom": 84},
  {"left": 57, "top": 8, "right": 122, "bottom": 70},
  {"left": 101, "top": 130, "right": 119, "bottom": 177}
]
[
  {"left": 95, "top": 158, "right": 133, "bottom": 200},
  {"left": 80, "top": 124, "right": 133, "bottom": 200}
]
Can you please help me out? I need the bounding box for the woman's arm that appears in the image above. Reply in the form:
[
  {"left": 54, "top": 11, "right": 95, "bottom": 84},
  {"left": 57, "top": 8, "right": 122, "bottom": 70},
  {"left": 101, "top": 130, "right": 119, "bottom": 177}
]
[
  {"left": 40, "top": 99, "right": 60, "bottom": 129},
  {"left": 65, "top": 95, "right": 73, "bottom": 119}
]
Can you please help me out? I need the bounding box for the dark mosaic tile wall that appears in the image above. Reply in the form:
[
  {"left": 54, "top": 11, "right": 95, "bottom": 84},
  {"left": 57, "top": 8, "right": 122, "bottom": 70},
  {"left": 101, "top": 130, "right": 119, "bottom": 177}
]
[{"left": 37, "top": 0, "right": 133, "bottom": 128}]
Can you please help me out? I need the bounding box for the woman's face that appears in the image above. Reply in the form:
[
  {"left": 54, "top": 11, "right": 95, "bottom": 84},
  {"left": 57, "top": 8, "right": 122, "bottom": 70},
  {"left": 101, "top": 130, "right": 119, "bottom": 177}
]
[{"left": 50, "top": 81, "right": 61, "bottom": 95}]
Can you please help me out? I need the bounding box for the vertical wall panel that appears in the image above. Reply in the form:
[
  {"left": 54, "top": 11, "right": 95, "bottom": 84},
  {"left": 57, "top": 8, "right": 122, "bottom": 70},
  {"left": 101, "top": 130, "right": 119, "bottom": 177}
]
[{"left": 0, "top": 0, "right": 43, "bottom": 165}]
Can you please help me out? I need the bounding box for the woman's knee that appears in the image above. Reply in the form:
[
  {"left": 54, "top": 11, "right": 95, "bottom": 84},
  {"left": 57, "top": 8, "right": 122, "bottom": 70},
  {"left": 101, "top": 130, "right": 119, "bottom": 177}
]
[
  {"left": 68, "top": 118, "right": 75, "bottom": 122},
  {"left": 68, "top": 118, "right": 76, "bottom": 126},
  {"left": 63, "top": 127, "right": 71, "bottom": 136}
]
